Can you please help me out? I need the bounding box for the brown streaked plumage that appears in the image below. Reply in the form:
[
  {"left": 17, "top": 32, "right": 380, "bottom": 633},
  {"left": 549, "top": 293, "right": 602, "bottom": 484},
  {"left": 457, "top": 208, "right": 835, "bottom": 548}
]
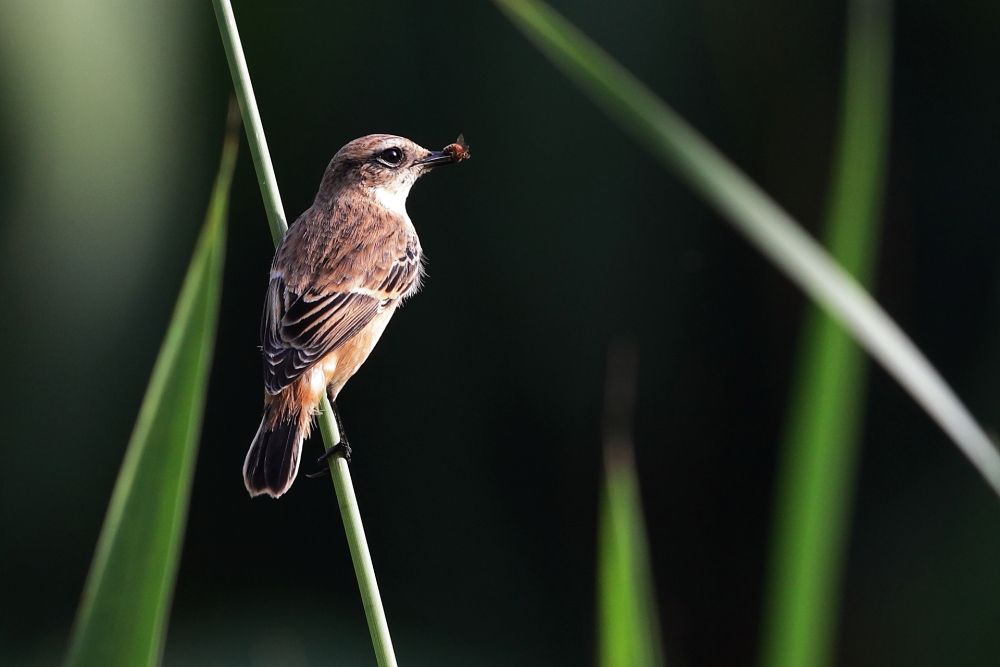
[{"left": 244, "top": 134, "right": 469, "bottom": 498}]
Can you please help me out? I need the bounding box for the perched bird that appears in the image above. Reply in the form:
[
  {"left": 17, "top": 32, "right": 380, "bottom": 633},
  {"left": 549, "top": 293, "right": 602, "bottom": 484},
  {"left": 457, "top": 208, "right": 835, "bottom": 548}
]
[{"left": 244, "top": 134, "right": 469, "bottom": 498}]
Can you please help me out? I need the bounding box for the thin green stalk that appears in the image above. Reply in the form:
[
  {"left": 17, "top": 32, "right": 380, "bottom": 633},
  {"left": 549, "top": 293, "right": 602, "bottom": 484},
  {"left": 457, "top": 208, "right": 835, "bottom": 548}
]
[
  {"left": 317, "top": 396, "right": 397, "bottom": 666},
  {"left": 761, "top": 2, "right": 893, "bottom": 667},
  {"left": 490, "top": 0, "right": 1000, "bottom": 497},
  {"left": 211, "top": 2, "right": 398, "bottom": 665},
  {"left": 211, "top": 0, "right": 287, "bottom": 244}
]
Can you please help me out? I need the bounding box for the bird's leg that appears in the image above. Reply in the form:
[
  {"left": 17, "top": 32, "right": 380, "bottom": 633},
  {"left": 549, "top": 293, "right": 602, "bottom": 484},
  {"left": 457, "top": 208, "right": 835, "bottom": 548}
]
[
  {"left": 317, "top": 394, "right": 352, "bottom": 465},
  {"left": 307, "top": 393, "right": 353, "bottom": 478}
]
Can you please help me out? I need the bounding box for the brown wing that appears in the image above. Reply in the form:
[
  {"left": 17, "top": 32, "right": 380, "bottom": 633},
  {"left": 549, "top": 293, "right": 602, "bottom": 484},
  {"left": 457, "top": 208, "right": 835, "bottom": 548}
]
[
  {"left": 261, "top": 247, "right": 422, "bottom": 395},
  {"left": 261, "top": 279, "right": 382, "bottom": 394}
]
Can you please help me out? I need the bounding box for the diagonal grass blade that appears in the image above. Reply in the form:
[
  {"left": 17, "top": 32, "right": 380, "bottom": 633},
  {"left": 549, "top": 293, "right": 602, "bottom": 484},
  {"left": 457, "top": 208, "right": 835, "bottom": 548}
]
[
  {"left": 490, "top": 0, "right": 1000, "bottom": 497},
  {"left": 64, "top": 103, "right": 239, "bottom": 667}
]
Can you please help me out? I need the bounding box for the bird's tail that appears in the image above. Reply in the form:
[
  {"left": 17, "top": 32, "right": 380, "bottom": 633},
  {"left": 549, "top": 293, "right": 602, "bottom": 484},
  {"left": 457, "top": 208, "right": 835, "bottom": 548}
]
[{"left": 243, "top": 404, "right": 307, "bottom": 498}]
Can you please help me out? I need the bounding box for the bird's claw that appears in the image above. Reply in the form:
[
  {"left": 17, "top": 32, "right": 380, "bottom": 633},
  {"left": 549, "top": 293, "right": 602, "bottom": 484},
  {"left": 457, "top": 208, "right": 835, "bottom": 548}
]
[{"left": 317, "top": 441, "right": 352, "bottom": 465}]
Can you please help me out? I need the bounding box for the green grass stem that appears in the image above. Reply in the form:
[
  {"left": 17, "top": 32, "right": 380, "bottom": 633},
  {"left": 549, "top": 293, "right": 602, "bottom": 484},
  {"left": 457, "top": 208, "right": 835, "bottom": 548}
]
[
  {"left": 760, "top": 2, "right": 893, "bottom": 667},
  {"left": 211, "top": 2, "right": 398, "bottom": 665},
  {"left": 490, "top": 0, "right": 1000, "bottom": 497},
  {"left": 64, "top": 103, "right": 238, "bottom": 667},
  {"left": 211, "top": 0, "right": 287, "bottom": 244},
  {"left": 317, "top": 396, "right": 398, "bottom": 667}
]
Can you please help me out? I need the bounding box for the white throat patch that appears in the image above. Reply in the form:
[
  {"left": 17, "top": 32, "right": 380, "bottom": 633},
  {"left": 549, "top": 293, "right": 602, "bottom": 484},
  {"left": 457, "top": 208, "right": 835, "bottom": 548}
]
[{"left": 373, "top": 184, "right": 412, "bottom": 217}]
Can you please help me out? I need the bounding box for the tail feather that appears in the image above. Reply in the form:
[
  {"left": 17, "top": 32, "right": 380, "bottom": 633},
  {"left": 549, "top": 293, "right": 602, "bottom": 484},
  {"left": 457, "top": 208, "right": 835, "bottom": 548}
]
[{"left": 244, "top": 411, "right": 304, "bottom": 498}]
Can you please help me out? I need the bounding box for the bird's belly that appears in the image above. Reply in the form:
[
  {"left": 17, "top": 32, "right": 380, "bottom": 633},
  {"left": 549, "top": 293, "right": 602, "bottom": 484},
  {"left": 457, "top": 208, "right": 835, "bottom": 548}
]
[{"left": 316, "top": 304, "right": 399, "bottom": 401}]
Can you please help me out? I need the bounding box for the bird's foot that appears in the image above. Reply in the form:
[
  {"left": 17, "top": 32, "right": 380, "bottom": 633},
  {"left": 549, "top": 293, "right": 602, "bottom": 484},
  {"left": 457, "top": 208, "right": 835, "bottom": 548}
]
[
  {"left": 317, "top": 441, "right": 353, "bottom": 465},
  {"left": 306, "top": 441, "right": 352, "bottom": 478}
]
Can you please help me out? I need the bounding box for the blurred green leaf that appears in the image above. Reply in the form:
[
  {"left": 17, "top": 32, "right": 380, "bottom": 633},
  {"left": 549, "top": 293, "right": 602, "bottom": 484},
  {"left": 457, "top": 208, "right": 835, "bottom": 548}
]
[
  {"left": 598, "top": 339, "right": 664, "bottom": 667},
  {"left": 490, "top": 0, "right": 1000, "bottom": 496},
  {"left": 64, "top": 108, "right": 239, "bottom": 667},
  {"left": 599, "top": 453, "right": 665, "bottom": 667},
  {"left": 761, "top": 3, "right": 893, "bottom": 667}
]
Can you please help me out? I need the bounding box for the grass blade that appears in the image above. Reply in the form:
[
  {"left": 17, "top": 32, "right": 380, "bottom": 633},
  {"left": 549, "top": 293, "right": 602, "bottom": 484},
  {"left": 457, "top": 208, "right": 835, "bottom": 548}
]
[
  {"left": 211, "top": 2, "right": 399, "bottom": 665},
  {"left": 64, "top": 104, "right": 239, "bottom": 667},
  {"left": 490, "top": 0, "right": 1000, "bottom": 497},
  {"left": 760, "top": 2, "right": 893, "bottom": 667},
  {"left": 598, "top": 339, "right": 665, "bottom": 667},
  {"left": 599, "top": 458, "right": 664, "bottom": 667}
]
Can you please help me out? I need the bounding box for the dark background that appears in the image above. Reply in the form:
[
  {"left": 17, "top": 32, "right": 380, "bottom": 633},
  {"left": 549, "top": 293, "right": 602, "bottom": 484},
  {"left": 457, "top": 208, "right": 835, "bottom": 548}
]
[{"left": 2, "top": 1, "right": 1000, "bottom": 665}]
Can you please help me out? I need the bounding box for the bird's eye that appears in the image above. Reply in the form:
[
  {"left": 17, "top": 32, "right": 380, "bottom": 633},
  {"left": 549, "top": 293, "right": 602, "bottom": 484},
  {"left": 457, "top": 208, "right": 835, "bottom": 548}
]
[{"left": 378, "top": 147, "right": 404, "bottom": 166}]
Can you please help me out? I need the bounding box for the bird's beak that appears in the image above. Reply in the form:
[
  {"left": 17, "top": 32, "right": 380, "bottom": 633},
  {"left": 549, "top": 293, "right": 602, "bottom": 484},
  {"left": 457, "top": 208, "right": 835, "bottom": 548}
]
[{"left": 414, "top": 151, "right": 456, "bottom": 167}]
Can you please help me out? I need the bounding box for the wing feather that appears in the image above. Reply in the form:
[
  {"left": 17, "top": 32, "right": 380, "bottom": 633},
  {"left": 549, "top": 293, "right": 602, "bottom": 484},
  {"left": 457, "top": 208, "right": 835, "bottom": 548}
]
[
  {"left": 262, "top": 282, "right": 382, "bottom": 395},
  {"left": 260, "top": 245, "right": 422, "bottom": 395}
]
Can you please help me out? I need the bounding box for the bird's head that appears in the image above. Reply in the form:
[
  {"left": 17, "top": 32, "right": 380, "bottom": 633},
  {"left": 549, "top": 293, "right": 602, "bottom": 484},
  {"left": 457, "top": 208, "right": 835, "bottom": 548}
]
[{"left": 318, "top": 134, "right": 469, "bottom": 215}]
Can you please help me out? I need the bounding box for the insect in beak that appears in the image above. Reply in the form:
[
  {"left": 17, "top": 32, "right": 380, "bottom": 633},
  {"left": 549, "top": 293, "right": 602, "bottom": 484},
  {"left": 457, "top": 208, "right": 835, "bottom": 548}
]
[{"left": 415, "top": 135, "right": 471, "bottom": 166}]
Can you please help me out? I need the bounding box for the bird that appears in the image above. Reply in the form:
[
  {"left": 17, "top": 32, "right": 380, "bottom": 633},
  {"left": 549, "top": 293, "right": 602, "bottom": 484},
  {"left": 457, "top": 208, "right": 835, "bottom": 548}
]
[{"left": 243, "top": 133, "right": 469, "bottom": 498}]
